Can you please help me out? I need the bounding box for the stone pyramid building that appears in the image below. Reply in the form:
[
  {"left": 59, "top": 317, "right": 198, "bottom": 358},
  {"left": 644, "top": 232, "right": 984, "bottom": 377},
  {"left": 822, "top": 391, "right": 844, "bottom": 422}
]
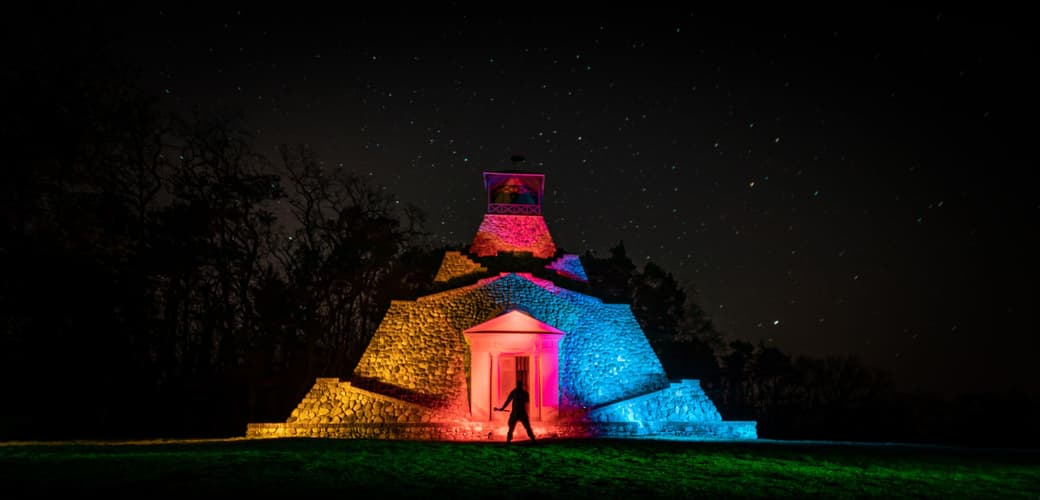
[{"left": 247, "top": 171, "right": 757, "bottom": 441}]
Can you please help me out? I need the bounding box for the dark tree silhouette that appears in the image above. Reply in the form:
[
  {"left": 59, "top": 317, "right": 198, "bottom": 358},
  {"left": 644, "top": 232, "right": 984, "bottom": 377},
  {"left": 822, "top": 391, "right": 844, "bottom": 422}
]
[
  {"left": 632, "top": 261, "right": 723, "bottom": 380},
  {"left": 274, "top": 143, "right": 425, "bottom": 379},
  {"left": 582, "top": 242, "right": 637, "bottom": 303},
  {"left": 582, "top": 243, "right": 723, "bottom": 381},
  {"left": 0, "top": 47, "right": 429, "bottom": 437}
]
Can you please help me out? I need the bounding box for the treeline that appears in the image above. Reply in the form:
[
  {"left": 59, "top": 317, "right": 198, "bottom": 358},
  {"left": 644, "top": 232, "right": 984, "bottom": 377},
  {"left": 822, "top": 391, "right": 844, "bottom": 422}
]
[
  {"left": 583, "top": 243, "right": 1040, "bottom": 449},
  {"left": 1, "top": 52, "right": 440, "bottom": 439}
]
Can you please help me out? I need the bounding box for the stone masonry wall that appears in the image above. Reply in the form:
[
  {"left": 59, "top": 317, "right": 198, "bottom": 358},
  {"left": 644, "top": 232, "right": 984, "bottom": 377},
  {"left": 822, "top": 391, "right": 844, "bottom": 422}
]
[
  {"left": 545, "top": 254, "right": 588, "bottom": 282},
  {"left": 587, "top": 379, "right": 722, "bottom": 428},
  {"left": 351, "top": 272, "right": 669, "bottom": 418},
  {"left": 247, "top": 422, "right": 494, "bottom": 440},
  {"left": 351, "top": 301, "right": 471, "bottom": 412},
  {"left": 469, "top": 214, "right": 557, "bottom": 258},
  {"left": 246, "top": 420, "right": 756, "bottom": 440},
  {"left": 433, "top": 251, "right": 488, "bottom": 282},
  {"left": 287, "top": 378, "right": 430, "bottom": 424}
]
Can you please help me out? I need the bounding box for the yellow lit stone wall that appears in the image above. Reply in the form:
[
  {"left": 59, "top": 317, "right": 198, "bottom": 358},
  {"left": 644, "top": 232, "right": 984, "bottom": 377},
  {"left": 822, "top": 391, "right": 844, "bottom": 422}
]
[
  {"left": 286, "top": 377, "right": 429, "bottom": 424},
  {"left": 350, "top": 300, "right": 475, "bottom": 416},
  {"left": 433, "top": 251, "right": 488, "bottom": 282}
]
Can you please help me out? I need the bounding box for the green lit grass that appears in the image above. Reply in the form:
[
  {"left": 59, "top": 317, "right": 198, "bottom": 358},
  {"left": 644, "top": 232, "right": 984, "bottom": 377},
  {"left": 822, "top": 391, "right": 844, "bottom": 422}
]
[{"left": 1, "top": 438, "right": 1036, "bottom": 498}]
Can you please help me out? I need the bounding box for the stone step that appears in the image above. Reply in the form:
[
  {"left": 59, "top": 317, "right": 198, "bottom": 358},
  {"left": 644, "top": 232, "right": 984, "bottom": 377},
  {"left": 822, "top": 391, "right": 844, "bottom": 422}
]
[{"left": 246, "top": 420, "right": 757, "bottom": 441}]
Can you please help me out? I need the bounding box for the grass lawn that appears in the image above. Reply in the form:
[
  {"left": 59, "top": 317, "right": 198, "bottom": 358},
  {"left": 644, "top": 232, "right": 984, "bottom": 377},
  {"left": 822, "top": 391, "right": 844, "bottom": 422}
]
[{"left": 1, "top": 437, "right": 1037, "bottom": 498}]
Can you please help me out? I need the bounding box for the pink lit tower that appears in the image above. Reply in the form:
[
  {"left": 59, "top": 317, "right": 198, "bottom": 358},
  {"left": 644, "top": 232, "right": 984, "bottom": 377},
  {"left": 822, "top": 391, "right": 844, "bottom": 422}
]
[{"left": 247, "top": 163, "right": 757, "bottom": 441}]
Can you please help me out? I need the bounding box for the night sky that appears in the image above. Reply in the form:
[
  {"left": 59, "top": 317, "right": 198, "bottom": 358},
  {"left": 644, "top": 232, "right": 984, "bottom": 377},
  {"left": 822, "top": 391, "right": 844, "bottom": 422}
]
[{"left": 16, "top": 7, "right": 1035, "bottom": 396}]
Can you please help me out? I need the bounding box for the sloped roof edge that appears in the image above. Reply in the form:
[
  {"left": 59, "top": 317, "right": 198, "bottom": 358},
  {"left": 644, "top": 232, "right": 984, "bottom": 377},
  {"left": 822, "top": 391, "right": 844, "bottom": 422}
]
[{"left": 463, "top": 309, "right": 565, "bottom": 334}]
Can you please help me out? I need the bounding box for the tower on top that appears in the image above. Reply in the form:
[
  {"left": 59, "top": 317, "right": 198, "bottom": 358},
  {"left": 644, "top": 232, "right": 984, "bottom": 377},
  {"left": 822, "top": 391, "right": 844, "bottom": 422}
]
[
  {"left": 484, "top": 154, "right": 544, "bottom": 215},
  {"left": 484, "top": 165, "right": 544, "bottom": 215}
]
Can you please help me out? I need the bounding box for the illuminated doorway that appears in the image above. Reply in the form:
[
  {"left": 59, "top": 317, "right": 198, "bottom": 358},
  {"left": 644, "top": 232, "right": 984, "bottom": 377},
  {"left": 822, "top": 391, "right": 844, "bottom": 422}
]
[
  {"left": 499, "top": 355, "right": 531, "bottom": 414},
  {"left": 463, "top": 310, "right": 564, "bottom": 422}
]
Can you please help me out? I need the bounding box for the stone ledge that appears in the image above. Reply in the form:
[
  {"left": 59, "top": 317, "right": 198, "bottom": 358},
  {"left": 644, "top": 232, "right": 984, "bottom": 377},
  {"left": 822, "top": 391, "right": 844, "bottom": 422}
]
[
  {"left": 587, "top": 378, "right": 719, "bottom": 422},
  {"left": 247, "top": 422, "right": 494, "bottom": 441},
  {"left": 246, "top": 420, "right": 757, "bottom": 441},
  {"left": 434, "top": 251, "right": 489, "bottom": 283},
  {"left": 339, "top": 381, "right": 430, "bottom": 410}
]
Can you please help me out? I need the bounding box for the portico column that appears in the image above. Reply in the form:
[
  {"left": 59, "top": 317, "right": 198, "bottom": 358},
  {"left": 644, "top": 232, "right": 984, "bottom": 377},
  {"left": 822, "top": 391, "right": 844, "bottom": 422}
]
[
  {"left": 491, "top": 352, "right": 499, "bottom": 421},
  {"left": 534, "top": 353, "right": 542, "bottom": 421}
]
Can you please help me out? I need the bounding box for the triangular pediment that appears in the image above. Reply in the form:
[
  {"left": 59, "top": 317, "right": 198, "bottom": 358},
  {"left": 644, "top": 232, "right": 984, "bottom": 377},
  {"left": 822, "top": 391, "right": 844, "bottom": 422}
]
[{"left": 463, "top": 309, "right": 564, "bottom": 335}]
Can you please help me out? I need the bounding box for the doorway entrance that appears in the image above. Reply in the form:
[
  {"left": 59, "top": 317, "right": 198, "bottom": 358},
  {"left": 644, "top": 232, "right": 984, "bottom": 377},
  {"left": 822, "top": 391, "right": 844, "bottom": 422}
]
[
  {"left": 499, "top": 355, "right": 531, "bottom": 414},
  {"left": 463, "top": 309, "right": 564, "bottom": 422}
]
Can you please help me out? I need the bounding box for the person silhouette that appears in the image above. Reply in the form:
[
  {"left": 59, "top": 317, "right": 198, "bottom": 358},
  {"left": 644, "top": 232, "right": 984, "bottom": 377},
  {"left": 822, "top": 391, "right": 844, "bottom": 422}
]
[{"left": 496, "top": 379, "right": 536, "bottom": 443}]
